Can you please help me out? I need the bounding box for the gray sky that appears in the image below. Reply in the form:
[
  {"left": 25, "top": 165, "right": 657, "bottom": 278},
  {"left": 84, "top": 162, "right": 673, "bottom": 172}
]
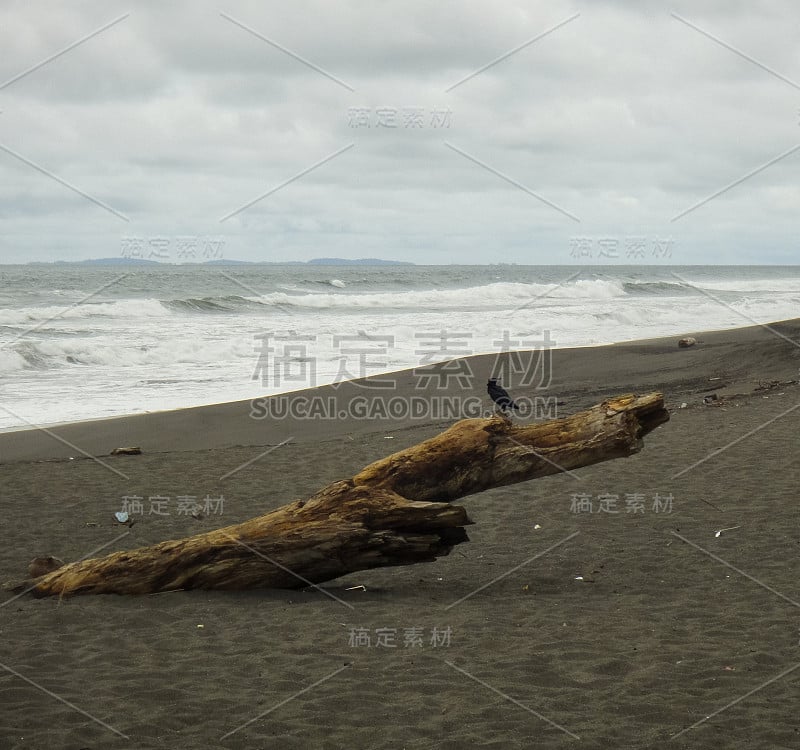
[{"left": 0, "top": 0, "right": 798, "bottom": 264}]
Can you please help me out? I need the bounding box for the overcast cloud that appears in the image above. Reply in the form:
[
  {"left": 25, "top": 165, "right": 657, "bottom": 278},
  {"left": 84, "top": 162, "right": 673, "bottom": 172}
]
[{"left": 0, "top": 0, "right": 798, "bottom": 264}]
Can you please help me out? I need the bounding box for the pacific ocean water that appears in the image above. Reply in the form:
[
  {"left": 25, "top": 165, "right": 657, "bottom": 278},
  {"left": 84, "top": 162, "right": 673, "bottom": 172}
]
[{"left": 1, "top": 264, "right": 798, "bottom": 430}]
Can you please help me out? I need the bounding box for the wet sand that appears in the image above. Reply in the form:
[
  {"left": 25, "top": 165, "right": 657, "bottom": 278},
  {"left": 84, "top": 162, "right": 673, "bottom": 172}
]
[{"left": 1, "top": 320, "right": 799, "bottom": 749}]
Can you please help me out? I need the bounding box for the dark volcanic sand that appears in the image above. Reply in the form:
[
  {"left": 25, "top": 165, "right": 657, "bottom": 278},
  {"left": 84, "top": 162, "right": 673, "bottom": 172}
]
[{"left": 1, "top": 320, "right": 800, "bottom": 749}]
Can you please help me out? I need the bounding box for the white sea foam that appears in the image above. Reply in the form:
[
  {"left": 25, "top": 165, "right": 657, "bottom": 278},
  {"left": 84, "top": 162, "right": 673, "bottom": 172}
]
[
  {"left": 246, "top": 279, "right": 627, "bottom": 311},
  {"left": 0, "top": 298, "right": 168, "bottom": 326}
]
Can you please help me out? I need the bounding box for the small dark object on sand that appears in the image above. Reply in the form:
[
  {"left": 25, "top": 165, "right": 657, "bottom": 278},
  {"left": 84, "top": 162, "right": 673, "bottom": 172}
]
[
  {"left": 678, "top": 337, "right": 697, "bottom": 348},
  {"left": 487, "top": 379, "right": 520, "bottom": 412}
]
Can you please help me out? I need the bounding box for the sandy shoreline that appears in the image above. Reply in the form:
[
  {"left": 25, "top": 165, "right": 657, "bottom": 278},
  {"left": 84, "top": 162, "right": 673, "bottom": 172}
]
[{"left": 1, "top": 319, "right": 799, "bottom": 748}]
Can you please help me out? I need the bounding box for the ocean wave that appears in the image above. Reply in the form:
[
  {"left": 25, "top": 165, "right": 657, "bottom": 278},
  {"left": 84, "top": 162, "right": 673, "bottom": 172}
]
[
  {"left": 235, "top": 279, "right": 629, "bottom": 311},
  {"left": 691, "top": 278, "right": 800, "bottom": 293},
  {"left": 622, "top": 280, "right": 695, "bottom": 295},
  {"left": 0, "top": 335, "right": 253, "bottom": 372},
  {"left": 161, "top": 295, "right": 267, "bottom": 313},
  {"left": 622, "top": 277, "right": 800, "bottom": 297},
  {"left": 1, "top": 279, "right": 709, "bottom": 326},
  {"left": 0, "top": 298, "right": 168, "bottom": 325},
  {"left": 0, "top": 348, "right": 29, "bottom": 373}
]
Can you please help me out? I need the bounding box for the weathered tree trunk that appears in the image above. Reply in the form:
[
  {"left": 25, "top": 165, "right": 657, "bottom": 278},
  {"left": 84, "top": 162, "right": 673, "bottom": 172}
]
[{"left": 12, "top": 393, "right": 667, "bottom": 598}]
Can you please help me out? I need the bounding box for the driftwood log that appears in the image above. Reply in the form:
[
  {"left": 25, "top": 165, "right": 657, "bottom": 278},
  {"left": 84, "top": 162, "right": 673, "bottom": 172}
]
[{"left": 13, "top": 393, "right": 668, "bottom": 598}]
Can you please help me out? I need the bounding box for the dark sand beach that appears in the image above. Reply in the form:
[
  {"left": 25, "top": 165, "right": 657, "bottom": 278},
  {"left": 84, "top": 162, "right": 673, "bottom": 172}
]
[{"left": 1, "top": 320, "right": 800, "bottom": 749}]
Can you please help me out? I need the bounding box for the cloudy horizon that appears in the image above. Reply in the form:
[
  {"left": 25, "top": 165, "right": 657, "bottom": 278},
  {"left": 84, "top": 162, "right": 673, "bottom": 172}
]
[{"left": 1, "top": 1, "right": 798, "bottom": 265}]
